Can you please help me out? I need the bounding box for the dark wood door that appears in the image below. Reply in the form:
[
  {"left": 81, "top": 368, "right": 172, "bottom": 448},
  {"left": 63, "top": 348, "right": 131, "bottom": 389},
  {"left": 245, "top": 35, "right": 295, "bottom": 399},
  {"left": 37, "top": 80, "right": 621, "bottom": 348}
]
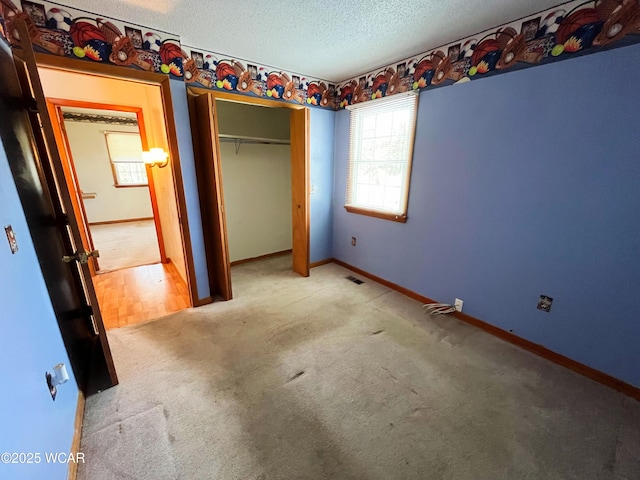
[
  {"left": 0, "top": 22, "right": 117, "bottom": 394},
  {"left": 192, "top": 93, "right": 232, "bottom": 300}
]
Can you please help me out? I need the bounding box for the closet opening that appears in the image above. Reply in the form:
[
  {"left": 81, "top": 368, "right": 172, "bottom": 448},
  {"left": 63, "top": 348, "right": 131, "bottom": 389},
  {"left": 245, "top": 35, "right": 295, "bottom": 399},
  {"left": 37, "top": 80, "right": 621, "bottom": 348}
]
[
  {"left": 188, "top": 88, "right": 310, "bottom": 301},
  {"left": 217, "top": 100, "right": 293, "bottom": 266}
]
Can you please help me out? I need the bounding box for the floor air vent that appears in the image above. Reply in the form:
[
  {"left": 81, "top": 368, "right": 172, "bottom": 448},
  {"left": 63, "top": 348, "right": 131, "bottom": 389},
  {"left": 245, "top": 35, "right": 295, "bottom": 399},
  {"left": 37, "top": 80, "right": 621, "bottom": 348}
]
[{"left": 346, "top": 275, "right": 364, "bottom": 285}]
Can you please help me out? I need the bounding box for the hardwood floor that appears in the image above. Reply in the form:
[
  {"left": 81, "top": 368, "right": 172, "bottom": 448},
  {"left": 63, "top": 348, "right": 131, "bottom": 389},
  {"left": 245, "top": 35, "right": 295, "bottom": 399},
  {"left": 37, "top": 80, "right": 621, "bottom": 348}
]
[{"left": 93, "top": 262, "right": 190, "bottom": 330}]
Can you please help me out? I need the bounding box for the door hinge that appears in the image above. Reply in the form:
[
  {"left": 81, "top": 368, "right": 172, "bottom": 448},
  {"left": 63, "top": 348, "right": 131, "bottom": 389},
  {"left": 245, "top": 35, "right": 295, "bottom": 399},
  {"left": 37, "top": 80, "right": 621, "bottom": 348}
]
[
  {"left": 82, "top": 304, "right": 94, "bottom": 317},
  {"left": 62, "top": 249, "right": 100, "bottom": 265},
  {"left": 81, "top": 305, "right": 99, "bottom": 336},
  {"left": 0, "top": 94, "right": 38, "bottom": 112},
  {"left": 26, "top": 96, "right": 38, "bottom": 113}
]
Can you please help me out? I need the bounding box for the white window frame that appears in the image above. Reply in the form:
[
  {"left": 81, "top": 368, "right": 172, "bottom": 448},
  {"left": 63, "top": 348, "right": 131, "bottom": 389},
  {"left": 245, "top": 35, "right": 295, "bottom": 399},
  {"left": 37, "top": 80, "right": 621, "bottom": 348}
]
[
  {"left": 345, "top": 91, "right": 419, "bottom": 223},
  {"left": 104, "top": 131, "right": 148, "bottom": 188}
]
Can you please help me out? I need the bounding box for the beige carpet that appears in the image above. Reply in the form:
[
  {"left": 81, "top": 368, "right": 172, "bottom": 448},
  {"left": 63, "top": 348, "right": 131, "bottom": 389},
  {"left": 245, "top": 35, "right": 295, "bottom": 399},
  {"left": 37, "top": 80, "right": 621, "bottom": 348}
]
[
  {"left": 89, "top": 220, "right": 160, "bottom": 272},
  {"left": 79, "top": 405, "right": 177, "bottom": 480},
  {"left": 80, "top": 255, "right": 640, "bottom": 480}
]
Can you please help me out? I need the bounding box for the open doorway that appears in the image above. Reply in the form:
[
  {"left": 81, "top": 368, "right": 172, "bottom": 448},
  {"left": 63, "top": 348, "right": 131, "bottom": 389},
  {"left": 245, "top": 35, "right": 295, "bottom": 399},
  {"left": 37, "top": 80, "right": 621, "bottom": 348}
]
[
  {"left": 188, "top": 88, "right": 310, "bottom": 301},
  {"left": 40, "top": 67, "right": 193, "bottom": 330},
  {"left": 56, "top": 105, "right": 163, "bottom": 273}
]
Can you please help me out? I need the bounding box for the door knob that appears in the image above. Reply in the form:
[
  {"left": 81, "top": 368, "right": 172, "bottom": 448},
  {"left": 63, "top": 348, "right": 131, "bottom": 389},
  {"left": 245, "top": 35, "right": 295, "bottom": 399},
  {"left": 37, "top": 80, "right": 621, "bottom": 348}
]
[{"left": 62, "top": 250, "right": 100, "bottom": 265}]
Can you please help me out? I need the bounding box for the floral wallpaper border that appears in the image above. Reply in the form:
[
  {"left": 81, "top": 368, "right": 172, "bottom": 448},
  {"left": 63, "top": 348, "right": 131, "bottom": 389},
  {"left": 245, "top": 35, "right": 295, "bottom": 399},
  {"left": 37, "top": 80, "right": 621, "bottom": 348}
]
[
  {"left": 1, "top": 0, "right": 184, "bottom": 79},
  {"left": 182, "top": 45, "right": 336, "bottom": 109},
  {"left": 336, "top": 0, "right": 640, "bottom": 108},
  {"left": 2, "top": 0, "right": 639, "bottom": 110}
]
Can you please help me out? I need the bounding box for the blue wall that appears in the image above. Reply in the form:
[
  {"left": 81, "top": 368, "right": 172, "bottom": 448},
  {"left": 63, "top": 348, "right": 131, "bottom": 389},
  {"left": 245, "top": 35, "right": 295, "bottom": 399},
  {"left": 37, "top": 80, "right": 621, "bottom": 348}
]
[
  {"left": 309, "top": 108, "right": 335, "bottom": 263},
  {"left": 170, "top": 80, "right": 210, "bottom": 300},
  {"left": 0, "top": 135, "right": 77, "bottom": 479},
  {"left": 332, "top": 44, "right": 640, "bottom": 387}
]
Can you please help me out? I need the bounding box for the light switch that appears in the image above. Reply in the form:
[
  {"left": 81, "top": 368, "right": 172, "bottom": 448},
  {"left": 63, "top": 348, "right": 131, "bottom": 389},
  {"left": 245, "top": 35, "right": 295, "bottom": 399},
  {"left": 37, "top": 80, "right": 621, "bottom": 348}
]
[{"left": 4, "top": 225, "right": 18, "bottom": 254}]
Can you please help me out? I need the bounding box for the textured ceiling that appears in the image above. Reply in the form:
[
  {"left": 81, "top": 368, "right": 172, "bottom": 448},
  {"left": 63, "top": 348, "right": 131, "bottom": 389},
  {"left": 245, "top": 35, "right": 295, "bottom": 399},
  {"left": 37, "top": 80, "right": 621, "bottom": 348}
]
[{"left": 56, "top": 0, "right": 564, "bottom": 82}]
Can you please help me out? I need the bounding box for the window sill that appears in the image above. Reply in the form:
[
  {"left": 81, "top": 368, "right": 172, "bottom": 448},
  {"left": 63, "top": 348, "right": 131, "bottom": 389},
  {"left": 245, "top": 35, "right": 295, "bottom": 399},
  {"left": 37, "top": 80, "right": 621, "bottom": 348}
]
[
  {"left": 344, "top": 205, "right": 407, "bottom": 223},
  {"left": 114, "top": 184, "right": 149, "bottom": 189}
]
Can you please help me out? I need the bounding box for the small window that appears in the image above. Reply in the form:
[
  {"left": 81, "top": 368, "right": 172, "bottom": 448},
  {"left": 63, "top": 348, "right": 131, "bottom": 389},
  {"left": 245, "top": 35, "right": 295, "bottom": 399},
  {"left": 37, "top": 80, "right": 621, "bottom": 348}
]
[
  {"left": 104, "top": 132, "right": 148, "bottom": 187},
  {"left": 345, "top": 92, "right": 418, "bottom": 223}
]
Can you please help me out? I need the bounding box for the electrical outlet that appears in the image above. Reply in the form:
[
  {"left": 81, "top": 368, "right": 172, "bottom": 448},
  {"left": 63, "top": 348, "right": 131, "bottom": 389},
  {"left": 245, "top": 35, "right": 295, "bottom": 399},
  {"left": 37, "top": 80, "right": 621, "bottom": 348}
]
[
  {"left": 351, "top": 237, "right": 356, "bottom": 246},
  {"left": 454, "top": 298, "right": 463, "bottom": 312}
]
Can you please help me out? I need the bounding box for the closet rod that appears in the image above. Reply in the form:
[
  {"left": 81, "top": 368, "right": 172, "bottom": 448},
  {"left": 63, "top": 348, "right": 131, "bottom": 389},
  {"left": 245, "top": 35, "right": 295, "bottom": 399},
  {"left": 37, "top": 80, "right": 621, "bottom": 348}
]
[{"left": 218, "top": 134, "right": 290, "bottom": 154}]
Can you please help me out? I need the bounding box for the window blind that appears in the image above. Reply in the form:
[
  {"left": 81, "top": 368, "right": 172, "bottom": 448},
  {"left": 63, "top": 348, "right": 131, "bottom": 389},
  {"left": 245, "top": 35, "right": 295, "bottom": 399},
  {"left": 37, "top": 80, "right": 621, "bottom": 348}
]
[
  {"left": 105, "top": 132, "right": 144, "bottom": 163},
  {"left": 345, "top": 91, "right": 418, "bottom": 218},
  {"left": 105, "top": 132, "right": 148, "bottom": 186}
]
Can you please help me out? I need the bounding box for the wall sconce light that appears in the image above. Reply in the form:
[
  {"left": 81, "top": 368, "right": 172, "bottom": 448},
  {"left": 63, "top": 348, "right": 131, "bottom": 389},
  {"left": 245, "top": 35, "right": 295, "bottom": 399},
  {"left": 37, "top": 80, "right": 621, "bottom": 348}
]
[{"left": 142, "top": 148, "right": 169, "bottom": 168}]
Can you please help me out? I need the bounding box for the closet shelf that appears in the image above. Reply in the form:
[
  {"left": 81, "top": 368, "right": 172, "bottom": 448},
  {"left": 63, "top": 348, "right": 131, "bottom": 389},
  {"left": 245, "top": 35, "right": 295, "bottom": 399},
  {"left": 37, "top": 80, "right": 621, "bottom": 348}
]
[{"left": 218, "top": 134, "right": 290, "bottom": 154}]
